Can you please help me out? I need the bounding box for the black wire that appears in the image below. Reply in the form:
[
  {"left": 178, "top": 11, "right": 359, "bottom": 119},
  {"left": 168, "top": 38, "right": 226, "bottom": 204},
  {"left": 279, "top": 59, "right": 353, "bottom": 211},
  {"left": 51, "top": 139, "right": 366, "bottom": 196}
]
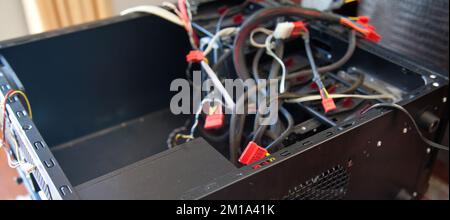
[
  {"left": 212, "top": 49, "right": 233, "bottom": 79},
  {"left": 233, "top": 7, "right": 342, "bottom": 80},
  {"left": 286, "top": 31, "right": 357, "bottom": 81},
  {"left": 229, "top": 81, "right": 279, "bottom": 165},
  {"left": 266, "top": 107, "right": 294, "bottom": 151},
  {"left": 363, "top": 103, "right": 449, "bottom": 151},
  {"left": 216, "top": 8, "right": 232, "bottom": 34},
  {"left": 252, "top": 48, "right": 265, "bottom": 81}
]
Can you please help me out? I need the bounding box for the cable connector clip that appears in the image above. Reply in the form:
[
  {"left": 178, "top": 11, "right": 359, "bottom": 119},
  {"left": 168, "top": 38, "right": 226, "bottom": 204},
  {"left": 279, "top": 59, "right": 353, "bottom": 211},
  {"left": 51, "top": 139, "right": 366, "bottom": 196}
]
[
  {"left": 364, "top": 29, "right": 382, "bottom": 43},
  {"left": 322, "top": 98, "right": 337, "bottom": 113},
  {"left": 355, "top": 16, "right": 370, "bottom": 24},
  {"left": 320, "top": 90, "right": 336, "bottom": 113},
  {"left": 239, "top": 141, "right": 269, "bottom": 165},
  {"left": 204, "top": 105, "right": 224, "bottom": 130},
  {"left": 233, "top": 13, "right": 244, "bottom": 25},
  {"left": 358, "top": 17, "right": 381, "bottom": 42},
  {"left": 217, "top": 6, "right": 228, "bottom": 15},
  {"left": 274, "top": 21, "right": 308, "bottom": 40},
  {"left": 186, "top": 50, "right": 205, "bottom": 63},
  {"left": 341, "top": 17, "right": 382, "bottom": 43},
  {"left": 291, "top": 21, "right": 308, "bottom": 37}
]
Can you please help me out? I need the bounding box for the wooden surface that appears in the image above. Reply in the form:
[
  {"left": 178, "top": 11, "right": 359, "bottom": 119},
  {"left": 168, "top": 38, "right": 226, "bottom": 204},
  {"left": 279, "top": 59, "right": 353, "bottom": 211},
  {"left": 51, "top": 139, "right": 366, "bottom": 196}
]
[{"left": 0, "top": 150, "right": 27, "bottom": 200}]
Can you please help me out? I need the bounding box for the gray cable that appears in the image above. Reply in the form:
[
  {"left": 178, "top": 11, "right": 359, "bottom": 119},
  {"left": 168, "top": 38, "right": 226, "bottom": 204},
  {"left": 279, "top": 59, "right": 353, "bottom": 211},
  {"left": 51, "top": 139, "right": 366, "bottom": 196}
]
[{"left": 266, "top": 107, "right": 294, "bottom": 151}]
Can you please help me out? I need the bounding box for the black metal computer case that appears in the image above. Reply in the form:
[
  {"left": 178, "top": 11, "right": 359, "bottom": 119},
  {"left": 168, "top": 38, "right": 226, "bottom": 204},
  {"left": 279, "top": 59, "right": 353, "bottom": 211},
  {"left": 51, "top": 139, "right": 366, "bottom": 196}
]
[{"left": 0, "top": 13, "right": 448, "bottom": 200}]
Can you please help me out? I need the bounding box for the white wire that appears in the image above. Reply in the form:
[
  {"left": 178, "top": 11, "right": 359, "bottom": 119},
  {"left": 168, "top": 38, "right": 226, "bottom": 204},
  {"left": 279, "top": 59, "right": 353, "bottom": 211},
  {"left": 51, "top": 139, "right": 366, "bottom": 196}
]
[
  {"left": 201, "top": 61, "right": 236, "bottom": 109},
  {"left": 1, "top": 141, "right": 21, "bottom": 169},
  {"left": 121, "top": 5, "right": 197, "bottom": 49},
  {"left": 120, "top": 5, "right": 185, "bottom": 27},
  {"left": 285, "top": 94, "right": 396, "bottom": 104},
  {"left": 0, "top": 104, "right": 22, "bottom": 169},
  {"left": 203, "top": 27, "right": 239, "bottom": 56},
  {"left": 265, "top": 34, "right": 287, "bottom": 93},
  {"left": 250, "top": 27, "right": 274, "bottom": 48},
  {"left": 161, "top": 2, "right": 183, "bottom": 18}
]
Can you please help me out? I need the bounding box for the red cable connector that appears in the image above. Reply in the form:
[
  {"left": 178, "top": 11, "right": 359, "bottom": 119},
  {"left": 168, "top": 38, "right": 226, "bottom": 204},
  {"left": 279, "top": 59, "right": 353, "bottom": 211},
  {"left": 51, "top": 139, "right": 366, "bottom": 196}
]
[
  {"left": 186, "top": 50, "right": 205, "bottom": 63},
  {"left": 322, "top": 98, "right": 337, "bottom": 113},
  {"left": 356, "top": 16, "right": 370, "bottom": 24},
  {"left": 239, "top": 142, "right": 269, "bottom": 165},
  {"left": 340, "top": 17, "right": 382, "bottom": 43},
  {"left": 291, "top": 21, "right": 309, "bottom": 37},
  {"left": 342, "top": 97, "right": 354, "bottom": 108},
  {"left": 274, "top": 21, "right": 308, "bottom": 40},
  {"left": 364, "top": 29, "right": 382, "bottom": 43},
  {"left": 232, "top": 13, "right": 244, "bottom": 25},
  {"left": 217, "top": 6, "right": 228, "bottom": 15},
  {"left": 204, "top": 114, "right": 224, "bottom": 130},
  {"left": 204, "top": 105, "right": 224, "bottom": 130},
  {"left": 320, "top": 90, "right": 336, "bottom": 113}
]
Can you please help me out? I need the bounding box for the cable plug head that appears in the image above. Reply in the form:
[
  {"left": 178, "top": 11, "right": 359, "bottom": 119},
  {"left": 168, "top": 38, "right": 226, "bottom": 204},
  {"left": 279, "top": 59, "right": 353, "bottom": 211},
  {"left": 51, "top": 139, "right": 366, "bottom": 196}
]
[
  {"left": 217, "top": 6, "right": 228, "bottom": 15},
  {"left": 239, "top": 141, "right": 269, "bottom": 165},
  {"left": 186, "top": 50, "right": 205, "bottom": 63},
  {"left": 322, "top": 97, "right": 337, "bottom": 113},
  {"left": 365, "top": 29, "right": 382, "bottom": 43},
  {"left": 204, "top": 105, "right": 224, "bottom": 130},
  {"left": 356, "top": 16, "right": 370, "bottom": 24},
  {"left": 274, "top": 22, "right": 295, "bottom": 40},
  {"left": 340, "top": 17, "right": 382, "bottom": 43},
  {"left": 274, "top": 21, "right": 308, "bottom": 40},
  {"left": 232, "top": 13, "right": 244, "bottom": 25},
  {"left": 291, "top": 21, "right": 309, "bottom": 37}
]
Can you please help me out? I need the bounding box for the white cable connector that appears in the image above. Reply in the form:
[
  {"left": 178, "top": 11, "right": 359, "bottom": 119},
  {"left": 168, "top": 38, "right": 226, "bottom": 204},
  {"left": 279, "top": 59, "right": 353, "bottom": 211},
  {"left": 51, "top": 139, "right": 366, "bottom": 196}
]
[
  {"left": 273, "top": 21, "right": 308, "bottom": 40},
  {"left": 273, "top": 22, "right": 296, "bottom": 40},
  {"left": 21, "top": 163, "right": 36, "bottom": 174}
]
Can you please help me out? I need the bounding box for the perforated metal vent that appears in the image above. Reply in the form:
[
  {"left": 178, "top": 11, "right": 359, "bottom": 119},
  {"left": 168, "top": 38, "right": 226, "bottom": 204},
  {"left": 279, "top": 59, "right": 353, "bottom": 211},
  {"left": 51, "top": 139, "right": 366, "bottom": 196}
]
[{"left": 284, "top": 165, "right": 350, "bottom": 200}]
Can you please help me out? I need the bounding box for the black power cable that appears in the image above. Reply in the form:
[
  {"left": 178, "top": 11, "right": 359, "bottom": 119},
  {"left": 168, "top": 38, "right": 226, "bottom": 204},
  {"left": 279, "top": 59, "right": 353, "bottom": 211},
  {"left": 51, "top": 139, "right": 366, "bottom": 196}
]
[
  {"left": 363, "top": 103, "right": 449, "bottom": 151},
  {"left": 233, "top": 7, "right": 343, "bottom": 80}
]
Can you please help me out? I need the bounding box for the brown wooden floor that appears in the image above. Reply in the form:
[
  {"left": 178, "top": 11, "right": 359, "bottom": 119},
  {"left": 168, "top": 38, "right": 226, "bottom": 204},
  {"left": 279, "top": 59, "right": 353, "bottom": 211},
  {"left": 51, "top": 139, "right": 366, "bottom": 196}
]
[{"left": 0, "top": 149, "right": 27, "bottom": 200}]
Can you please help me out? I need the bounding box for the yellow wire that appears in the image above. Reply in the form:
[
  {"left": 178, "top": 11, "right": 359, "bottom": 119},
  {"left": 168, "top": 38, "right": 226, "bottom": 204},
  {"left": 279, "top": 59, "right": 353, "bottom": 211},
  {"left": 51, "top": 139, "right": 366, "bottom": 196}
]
[
  {"left": 1, "top": 90, "right": 32, "bottom": 163},
  {"left": 9, "top": 90, "right": 33, "bottom": 119},
  {"left": 345, "top": 0, "right": 358, "bottom": 4},
  {"left": 322, "top": 88, "right": 331, "bottom": 99},
  {"left": 175, "top": 134, "right": 194, "bottom": 142}
]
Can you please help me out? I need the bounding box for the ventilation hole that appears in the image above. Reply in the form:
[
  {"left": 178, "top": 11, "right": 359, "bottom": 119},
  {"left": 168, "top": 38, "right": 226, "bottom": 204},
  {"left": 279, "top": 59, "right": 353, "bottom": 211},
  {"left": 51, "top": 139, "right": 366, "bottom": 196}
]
[
  {"left": 283, "top": 165, "right": 350, "bottom": 200},
  {"left": 302, "top": 141, "right": 312, "bottom": 146},
  {"left": 22, "top": 125, "right": 33, "bottom": 131},
  {"left": 339, "top": 122, "right": 355, "bottom": 130},
  {"left": 252, "top": 165, "right": 262, "bottom": 170},
  {"left": 280, "top": 151, "right": 291, "bottom": 157}
]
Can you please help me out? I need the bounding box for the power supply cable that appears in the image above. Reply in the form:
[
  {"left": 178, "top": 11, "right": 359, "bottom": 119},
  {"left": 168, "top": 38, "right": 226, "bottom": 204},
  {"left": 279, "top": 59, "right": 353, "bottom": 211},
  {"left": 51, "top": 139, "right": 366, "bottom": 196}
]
[{"left": 362, "top": 103, "right": 449, "bottom": 151}]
